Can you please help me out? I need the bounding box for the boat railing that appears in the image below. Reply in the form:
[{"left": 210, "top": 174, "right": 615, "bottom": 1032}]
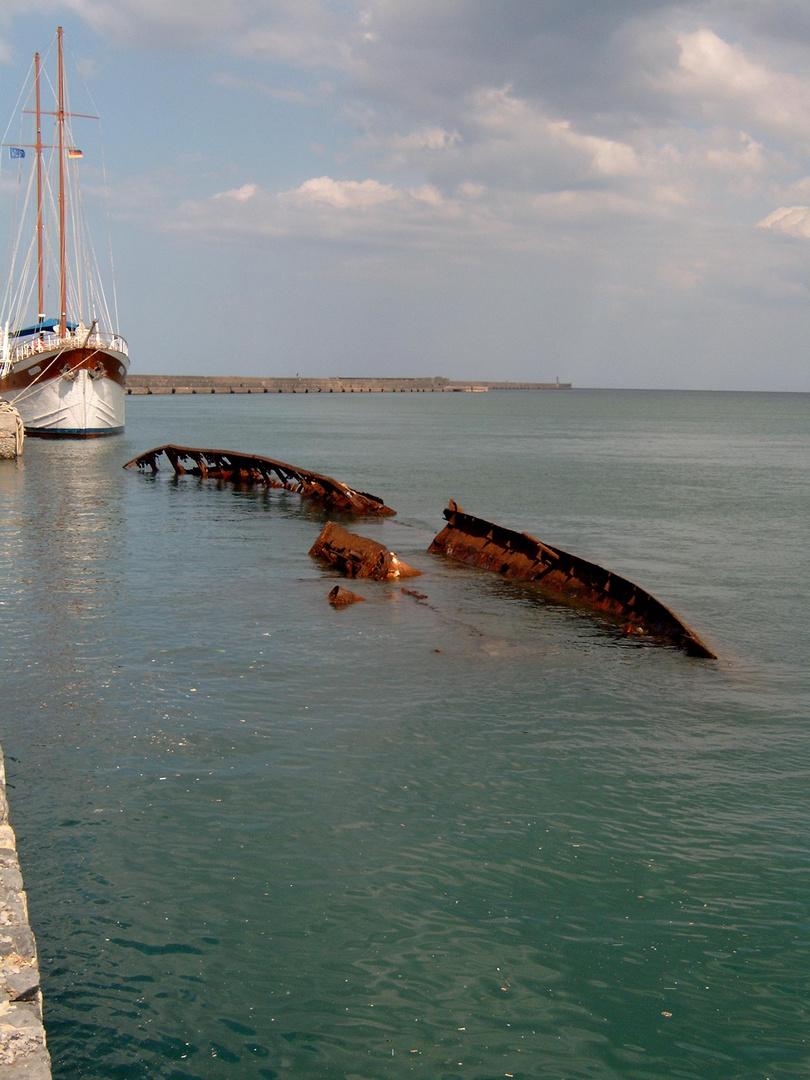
[{"left": 3, "top": 329, "right": 129, "bottom": 365}]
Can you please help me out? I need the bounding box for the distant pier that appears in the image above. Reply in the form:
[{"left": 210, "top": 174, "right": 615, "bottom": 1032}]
[{"left": 126, "top": 376, "right": 572, "bottom": 395}]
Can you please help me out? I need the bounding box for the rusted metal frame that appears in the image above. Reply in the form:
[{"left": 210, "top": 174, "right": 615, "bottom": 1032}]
[
  {"left": 164, "top": 446, "right": 186, "bottom": 474},
  {"left": 136, "top": 449, "right": 161, "bottom": 473},
  {"left": 429, "top": 502, "right": 716, "bottom": 658},
  {"left": 123, "top": 444, "right": 395, "bottom": 516},
  {"left": 310, "top": 522, "right": 420, "bottom": 580}
]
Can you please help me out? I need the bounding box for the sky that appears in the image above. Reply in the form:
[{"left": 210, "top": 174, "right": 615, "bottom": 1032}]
[{"left": 1, "top": 1, "right": 810, "bottom": 389}]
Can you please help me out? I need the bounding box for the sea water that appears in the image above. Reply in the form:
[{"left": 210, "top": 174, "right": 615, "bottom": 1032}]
[{"left": 0, "top": 389, "right": 807, "bottom": 1079}]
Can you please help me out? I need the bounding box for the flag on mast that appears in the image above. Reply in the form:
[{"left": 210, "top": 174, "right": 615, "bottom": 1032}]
[
  {"left": 9, "top": 147, "right": 25, "bottom": 159},
  {"left": 67, "top": 148, "right": 83, "bottom": 159}
]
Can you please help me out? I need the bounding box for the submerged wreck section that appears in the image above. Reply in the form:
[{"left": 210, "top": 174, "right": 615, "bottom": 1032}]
[
  {"left": 429, "top": 501, "right": 716, "bottom": 659},
  {"left": 328, "top": 585, "right": 366, "bottom": 606},
  {"left": 123, "top": 444, "right": 394, "bottom": 516},
  {"left": 310, "top": 522, "right": 421, "bottom": 581}
]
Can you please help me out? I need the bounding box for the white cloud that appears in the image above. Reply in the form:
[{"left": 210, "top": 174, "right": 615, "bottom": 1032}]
[
  {"left": 70, "top": 8, "right": 808, "bottom": 259},
  {"left": 462, "top": 87, "right": 642, "bottom": 184},
  {"left": 214, "top": 183, "right": 258, "bottom": 202},
  {"left": 229, "top": 19, "right": 352, "bottom": 70},
  {"left": 458, "top": 181, "right": 485, "bottom": 199},
  {"left": 363, "top": 125, "right": 461, "bottom": 169},
  {"left": 771, "top": 175, "right": 810, "bottom": 204},
  {"left": 667, "top": 28, "right": 810, "bottom": 141},
  {"left": 60, "top": 0, "right": 253, "bottom": 46},
  {"left": 287, "top": 176, "right": 398, "bottom": 209},
  {"left": 408, "top": 184, "right": 442, "bottom": 206},
  {"left": 169, "top": 168, "right": 678, "bottom": 257},
  {"left": 170, "top": 174, "right": 493, "bottom": 249},
  {"left": 704, "top": 132, "right": 765, "bottom": 174},
  {"left": 757, "top": 205, "right": 810, "bottom": 239},
  {"left": 13, "top": 0, "right": 356, "bottom": 67},
  {"left": 550, "top": 120, "right": 641, "bottom": 178}
]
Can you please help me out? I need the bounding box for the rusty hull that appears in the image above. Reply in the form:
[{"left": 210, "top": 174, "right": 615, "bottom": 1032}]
[
  {"left": 429, "top": 501, "right": 716, "bottom": 658},
  {"left": 123, "top": 444, "right": 394, "bottom": 516},
  {"left": 328, "top": 586, "right": 366, "bottom": 606},
  {"left": 310, "top": 522, "right": 421, "bottom": 580}
]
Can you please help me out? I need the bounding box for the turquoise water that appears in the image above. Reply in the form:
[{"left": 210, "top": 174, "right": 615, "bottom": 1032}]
[{"left": 0, "top": 389, "right": 807, "bottom": 1079}]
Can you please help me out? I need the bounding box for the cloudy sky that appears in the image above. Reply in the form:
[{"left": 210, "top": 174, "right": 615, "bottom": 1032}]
[{"left": 2, "top": 1, "right": 810, "bottom": 389}]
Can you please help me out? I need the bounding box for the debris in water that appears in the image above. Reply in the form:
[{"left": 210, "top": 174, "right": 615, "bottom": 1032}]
[
  {"left": 310, "top": 522, "right": 421, "bottom": 580},
  {"left": 428, "top": 500, "right": 716, "bottom": 658},
  {"left": 123, "top": 444, "right": 394, "bottom": 516},
  {"left": 328, "top": 586, "right": 366, "bottom": 606},
  {"left": 401, "top": 588, "right": 428, "bottom": 600}
]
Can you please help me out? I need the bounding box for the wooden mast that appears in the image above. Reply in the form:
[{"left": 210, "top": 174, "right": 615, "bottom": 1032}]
[
  {"left": 57, "top": 26, "right": 67, "bottom": 338},
  {"left": 34, "top": 53, "right": 45, "bottom": 322}
]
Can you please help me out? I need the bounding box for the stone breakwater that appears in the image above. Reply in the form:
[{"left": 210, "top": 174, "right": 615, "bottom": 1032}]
[
  {"left": 0, "top": 748, "right": 51, "bottom": 1079},
  {"left": 126, "top": 376, "right": 571, "bottom": 395}
]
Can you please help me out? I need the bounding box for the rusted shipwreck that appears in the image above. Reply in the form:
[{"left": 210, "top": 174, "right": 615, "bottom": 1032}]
[
  {"left": 429, "top": 501, "right": 716, "bottom": 658},
  {"left": 123, "top": 444, "right": 394, "bottom": 516},
  {"left": 310, "top": 522, "right": 421, "bottom": 580}
]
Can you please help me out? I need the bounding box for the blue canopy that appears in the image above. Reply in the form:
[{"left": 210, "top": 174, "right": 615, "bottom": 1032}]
[{"left": 12, "top": 318, "right": 79, "bottom": 338}]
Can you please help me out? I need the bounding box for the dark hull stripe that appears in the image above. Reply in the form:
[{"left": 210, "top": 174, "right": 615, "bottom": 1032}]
[{"left": 26, "top": 426, "right": 125, "bottom": 439}]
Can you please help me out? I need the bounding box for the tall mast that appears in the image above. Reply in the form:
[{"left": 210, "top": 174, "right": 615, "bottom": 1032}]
[
  {"left": 57, "top": 26, "right": 67, "bottom": 338},
  {"left": 34, "top": 52, "right": 44, "bottom": 322}
]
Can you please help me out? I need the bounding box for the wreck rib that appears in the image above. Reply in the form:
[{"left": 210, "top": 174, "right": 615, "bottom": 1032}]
[
  {"left": 123, "top": 444, "right": 395, "bottom": 516},
  {"left": 429, "top": 501, "right": 716, "bottom": 658}
]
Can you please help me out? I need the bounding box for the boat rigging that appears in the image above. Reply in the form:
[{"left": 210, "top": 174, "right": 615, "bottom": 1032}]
[{"left": 0, "top": 26, "right": 129, "bottom": 437}]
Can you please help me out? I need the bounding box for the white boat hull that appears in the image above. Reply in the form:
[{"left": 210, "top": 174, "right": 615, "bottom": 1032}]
[
  {"left": 1, "top": 342, "right": 129, "bottom": 437},
  {"left": 16, "top": 368, "right": 126, "bottom": 437}
]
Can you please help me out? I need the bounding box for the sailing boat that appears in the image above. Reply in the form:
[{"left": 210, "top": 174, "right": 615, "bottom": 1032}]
[{"left": 0, "top": 27, "right": 128, "bottom": 437}]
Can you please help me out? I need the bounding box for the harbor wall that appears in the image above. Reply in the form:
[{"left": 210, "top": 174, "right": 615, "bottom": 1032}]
[
  {"left": 0, "top": 748, "right": 51, "bottom": 1079},
  {"left": 126, "top": 375, "right": 571, "bottom": 395}
]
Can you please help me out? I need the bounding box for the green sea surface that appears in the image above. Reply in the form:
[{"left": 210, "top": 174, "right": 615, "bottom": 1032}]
[{"left": 0, "top": 389, "right": 807, "bottom": 1079}]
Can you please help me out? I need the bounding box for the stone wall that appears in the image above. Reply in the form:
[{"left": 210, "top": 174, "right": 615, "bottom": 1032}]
[
  {"left": 125, "top": 375, "right": 571, "bottom": 395},
  {"left": 0, "top": 748, "right": 51, "bottom": 1079},
  {"left": 126, "top": 375, "right": 454, "bottom": 394}
]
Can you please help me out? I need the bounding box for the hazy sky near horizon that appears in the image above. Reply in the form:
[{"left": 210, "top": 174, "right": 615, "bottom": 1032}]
[{"left": 2, "top": 2, "right": 810, "bottom": 389}]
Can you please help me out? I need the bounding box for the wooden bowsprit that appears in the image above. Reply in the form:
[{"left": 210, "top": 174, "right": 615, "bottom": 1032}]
[{"left": 123, "top": 444, "right": 395, "bottom": 516}]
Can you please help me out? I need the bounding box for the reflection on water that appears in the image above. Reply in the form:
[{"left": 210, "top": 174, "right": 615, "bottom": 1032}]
[
  {"left": 1, "top": 442, "right": 127, "bottom": 743},
  {"left": 0, "top": 392, "right": 808, "bottom": 1080}
]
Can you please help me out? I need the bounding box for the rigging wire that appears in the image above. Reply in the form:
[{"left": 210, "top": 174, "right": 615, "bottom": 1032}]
[
  {"left": 2, "top": 35, "right": 118, "bottom": 337},
  {"left": 75, "top": 55, "right": 120, "bottom": 334}
]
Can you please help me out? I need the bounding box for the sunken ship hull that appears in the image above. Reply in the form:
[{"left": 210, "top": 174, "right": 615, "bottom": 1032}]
[{"left": 429, "top": 501, "right": 716, "bottom": 658}]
